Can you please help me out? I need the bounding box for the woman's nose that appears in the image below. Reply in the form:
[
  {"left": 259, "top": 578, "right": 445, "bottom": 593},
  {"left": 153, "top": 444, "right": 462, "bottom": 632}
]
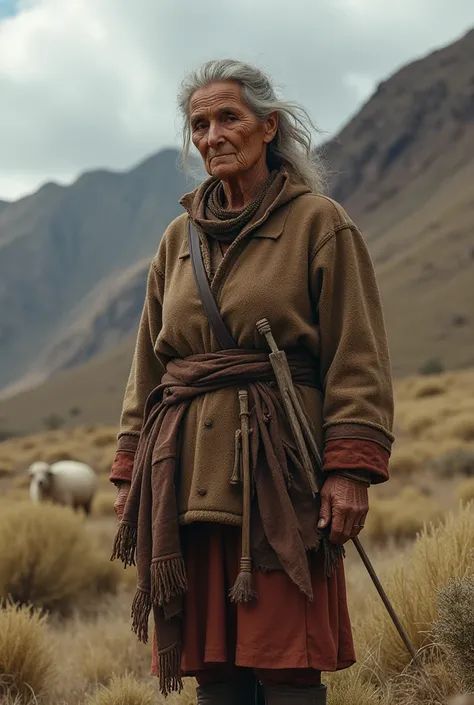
[{"left": 207, "top": 121, "right": 224, "bottom": 148}]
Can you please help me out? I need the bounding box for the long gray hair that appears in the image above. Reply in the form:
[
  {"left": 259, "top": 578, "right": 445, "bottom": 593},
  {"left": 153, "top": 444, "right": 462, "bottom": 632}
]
[{"left": 177, "top": 59, "right": 327, "bottom": 193}]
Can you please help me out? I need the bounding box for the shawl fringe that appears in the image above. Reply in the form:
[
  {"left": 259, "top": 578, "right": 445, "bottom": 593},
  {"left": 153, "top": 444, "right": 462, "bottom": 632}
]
[
  {"left": 151, "top": 556, "right": 188, "bottom": 605},
  {"left": 158, "top": 644, "right": 183, "bottom": 696},
  {"left": 110, "top": 522, "right": 137, "bottom": 567},
  {"left": 131, "top": 588, "right": 152, "bottom": 643}
]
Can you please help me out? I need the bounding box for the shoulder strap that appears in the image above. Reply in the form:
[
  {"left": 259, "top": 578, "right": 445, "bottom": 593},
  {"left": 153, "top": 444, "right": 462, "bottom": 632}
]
[{"left": 188, "top": 221, "right": 237, "bottom": 350}]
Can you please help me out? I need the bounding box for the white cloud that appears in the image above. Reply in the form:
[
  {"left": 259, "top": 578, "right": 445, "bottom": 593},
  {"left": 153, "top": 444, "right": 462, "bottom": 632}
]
[{"left": 0, "top": 0, "right": 473, "bottom": 199}]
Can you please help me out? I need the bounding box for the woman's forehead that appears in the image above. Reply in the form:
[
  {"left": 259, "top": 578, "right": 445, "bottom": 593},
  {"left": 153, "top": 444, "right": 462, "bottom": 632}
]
[{"left": 190, "top": 81, "right": 244, "bottom": 115}]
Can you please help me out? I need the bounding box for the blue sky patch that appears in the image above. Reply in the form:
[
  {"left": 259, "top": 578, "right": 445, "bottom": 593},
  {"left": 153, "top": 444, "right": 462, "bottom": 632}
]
[{"left": 0, "top": 0, "right": 19, "bottom": 20}]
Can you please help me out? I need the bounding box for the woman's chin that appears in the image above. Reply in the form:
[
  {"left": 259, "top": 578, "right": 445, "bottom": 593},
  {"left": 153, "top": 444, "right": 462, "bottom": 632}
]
[{"left": 208, "top": 162, "right": 240, "bottom": 181}]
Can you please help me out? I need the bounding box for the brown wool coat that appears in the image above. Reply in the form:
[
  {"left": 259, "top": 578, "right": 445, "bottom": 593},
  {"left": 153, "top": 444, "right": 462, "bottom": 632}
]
[{"left": 110, "top": 172, "right": 395, "bottom": 526}]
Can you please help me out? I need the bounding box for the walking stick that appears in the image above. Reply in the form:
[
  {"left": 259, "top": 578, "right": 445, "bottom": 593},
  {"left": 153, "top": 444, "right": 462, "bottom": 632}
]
[{"left": 256, "top": 318, "right": 423, "bottom": 669}]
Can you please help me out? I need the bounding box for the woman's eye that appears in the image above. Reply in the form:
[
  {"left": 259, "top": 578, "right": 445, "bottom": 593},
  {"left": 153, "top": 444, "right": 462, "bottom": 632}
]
[{"left": 224, "top": 114, "right": 237, "bottom": 122}]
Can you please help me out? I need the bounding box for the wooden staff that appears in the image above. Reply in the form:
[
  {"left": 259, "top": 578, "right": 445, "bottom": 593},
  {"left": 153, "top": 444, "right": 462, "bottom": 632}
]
[
  {"left": 229, "top": 389, "right": 256, "bottom": 603},
  {"left": 256, "top": 317, "right": 423, "bottom": 669}
]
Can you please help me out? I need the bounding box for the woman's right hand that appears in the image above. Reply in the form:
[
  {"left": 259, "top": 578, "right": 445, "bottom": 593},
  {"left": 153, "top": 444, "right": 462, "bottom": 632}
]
[{"left": 114, "top": 481, "right": 131, "bottom": 521}]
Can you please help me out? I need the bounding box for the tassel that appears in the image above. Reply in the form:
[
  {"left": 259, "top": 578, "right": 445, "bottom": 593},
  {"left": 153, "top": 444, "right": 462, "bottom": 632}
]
[
  {"left": 230, "top": 429, "right": 242, "bottom": 485},
  {"left": 229, "top": 557, "right": 257, "bottom": 603},
  {"left": 151, "top": 556, "right": 187, "bottom": 605},
  {"left": 110, "top": 522, "right": 137, "bottom": 567},
  {"left": 158, "top": 644, "right": 183, "bottom": 696},
  {"left": 131, "top": 588, "right": 152, "bottom": 643}
]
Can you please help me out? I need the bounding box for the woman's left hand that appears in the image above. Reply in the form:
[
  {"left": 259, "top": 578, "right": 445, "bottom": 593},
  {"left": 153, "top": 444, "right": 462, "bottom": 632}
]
[{"left": 317, "top": 474, "right": 369, "bottom": 544}]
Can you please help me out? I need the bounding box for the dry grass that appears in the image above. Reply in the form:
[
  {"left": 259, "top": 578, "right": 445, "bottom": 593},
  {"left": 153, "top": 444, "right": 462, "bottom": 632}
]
[
  {"left": 0, "top": 502, "right": 120, "bottom": 614},
  {"left": 455, "top": 478, "right": 474, "bottom": 505},
  {"left": 366, "top": 486, "right": 443, "bottom": 543},
  {"left": 92, "top": 491, "right": 116, "bottom": 517},
  {"left": 0, "top": 602, "right": 57, "bottom": 703},
  {"left": 392, "top": 368, "right": 474, "bottom": 479},
  {"left": 0, "top": 367, "right": 474, "bottom": 704},
  {"left": 83, "top": 674, "right": 197, "bottom": 705},
  {"left": 355, "top": 503, "right": 474, "bottom": 677},
  {"left": 83, "top": 675, "right": 157, "bottom": 705}
]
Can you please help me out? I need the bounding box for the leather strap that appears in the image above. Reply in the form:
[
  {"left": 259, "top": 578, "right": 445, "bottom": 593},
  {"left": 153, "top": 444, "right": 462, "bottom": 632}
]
[{"left": 188, "top": 221, "right": 237, "bottom": 350}]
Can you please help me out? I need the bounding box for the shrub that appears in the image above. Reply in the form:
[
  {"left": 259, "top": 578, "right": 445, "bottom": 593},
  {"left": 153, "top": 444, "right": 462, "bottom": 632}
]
[
  {"left": 412, "top": 379, "right": 447, "bottom": 399},
  {"left": 419, "top": 358, "right": 445, "bottom": 376},
  {"left": 355, "top": 504, "right": 474, "bottom": 678},
  {"left": 366, "top": 487, "right": 443, "bottom": 544},
  {"left": 455, "top": 479, "right": 474, "bottom": 505},
  {"left": 434, "top": 575, "right": 474, "bottom": 691},
  {"left": 42, "top": 414, "right": 65, "bottom": 431},
  {"left": 388, "top": 443, "right": 436, "bottom": 476},
  {"left": 0, "top": 458, "right": 14, "bottom": 477},
  {"left": 433, "top": 448, "right": 474, "bottom": 478},
  {"left": 0, "top": 602, "right": 57, "bottom": 702},
  {"left": 83, "top": 675, "right": 156, "bottom": 705},
  {"left": 92, "top": 492, "right": 116, "bottom": 517},
  {"left": 0, "top": 502, "right": 119, "bottom": 614},
  {"left": 443, "top": 415, "right": 474, "bottom": 443},
  {"left": 91, "top": 430, "right": 118, "bottom": 449}
]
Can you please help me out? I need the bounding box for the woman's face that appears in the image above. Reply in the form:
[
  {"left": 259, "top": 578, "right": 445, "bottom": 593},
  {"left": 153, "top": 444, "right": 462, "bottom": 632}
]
[{"left": 190, "top": 81, "right": 277, "bottom": 181}]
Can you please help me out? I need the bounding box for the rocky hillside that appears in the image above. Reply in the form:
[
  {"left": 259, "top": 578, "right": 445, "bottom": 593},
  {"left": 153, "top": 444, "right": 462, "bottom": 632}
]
[
  {"left": 0, "top": 28, "right": 473, "bottom": 432},
  {"left": 0, "top": 149, "right": 200, "bottom": 392}
]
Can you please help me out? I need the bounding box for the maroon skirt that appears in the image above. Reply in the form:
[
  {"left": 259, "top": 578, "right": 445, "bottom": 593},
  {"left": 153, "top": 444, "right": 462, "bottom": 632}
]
[{"left": 151, "top": 523, "right": 356, "bottom": 676}]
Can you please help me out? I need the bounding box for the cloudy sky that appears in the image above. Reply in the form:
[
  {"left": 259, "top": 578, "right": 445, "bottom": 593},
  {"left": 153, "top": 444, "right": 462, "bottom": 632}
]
[{"left": 1, "top": 0, "right": 473, "bottom": 201}]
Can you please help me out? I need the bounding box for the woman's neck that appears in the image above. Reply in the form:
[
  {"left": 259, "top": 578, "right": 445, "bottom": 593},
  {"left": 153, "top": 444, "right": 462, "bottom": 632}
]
[{"left": 221, "top": 160, "right": 270, "bottom": 210}]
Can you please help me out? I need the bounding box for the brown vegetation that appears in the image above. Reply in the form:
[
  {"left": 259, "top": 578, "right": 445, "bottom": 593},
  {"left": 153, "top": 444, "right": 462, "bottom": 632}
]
[
  {"left": 0, "top": 502, "right": 120, "bottom": 614},
  {"left": 0, "top": 366, "right": 473, "bottom": 703}
]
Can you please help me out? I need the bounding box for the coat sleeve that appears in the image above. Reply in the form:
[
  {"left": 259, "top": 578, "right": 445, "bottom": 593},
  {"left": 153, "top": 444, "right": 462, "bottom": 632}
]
[
  {"left": 311, "top": 225, "right": 395, "bottom": 484},
  {"left": 109, "top": 259, "right": 167, "bottom": 485}
]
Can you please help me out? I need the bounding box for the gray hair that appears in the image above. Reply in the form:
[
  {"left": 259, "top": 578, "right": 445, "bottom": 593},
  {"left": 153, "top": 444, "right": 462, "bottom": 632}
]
[{"left": 177, "top": 59, "right": 327, "bottom": 193}]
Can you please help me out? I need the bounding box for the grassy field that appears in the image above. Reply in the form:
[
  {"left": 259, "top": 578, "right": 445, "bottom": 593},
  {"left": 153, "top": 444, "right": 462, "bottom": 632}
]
[{"left": 1, "top": 367, "right": 474, "bottom": 704}]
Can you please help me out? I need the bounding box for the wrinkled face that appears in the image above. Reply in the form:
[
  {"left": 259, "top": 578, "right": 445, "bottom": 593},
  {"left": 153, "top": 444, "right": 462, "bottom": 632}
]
[{"left": 190, "top": 81, "right": 278, "bottom": 180}]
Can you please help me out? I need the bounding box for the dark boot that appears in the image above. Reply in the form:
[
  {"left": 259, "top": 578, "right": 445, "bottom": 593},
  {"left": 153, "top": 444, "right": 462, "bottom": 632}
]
[
  {"left": 196, "top": 680, "right": 258, "bottom": 704},
  {"left": 263, "top": 684, "right": 327, "bottom": 704}
]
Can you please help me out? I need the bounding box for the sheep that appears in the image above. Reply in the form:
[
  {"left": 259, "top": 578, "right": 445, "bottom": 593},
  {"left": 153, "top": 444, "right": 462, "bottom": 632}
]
[{"left": 27, "top": 460, "right": 97, "bottom": 515}]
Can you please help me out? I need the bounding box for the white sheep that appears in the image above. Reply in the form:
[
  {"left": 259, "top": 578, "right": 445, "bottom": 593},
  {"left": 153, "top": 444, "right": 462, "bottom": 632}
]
[{"left": 27, "top": 460, "right": 97, "bottom": 515}]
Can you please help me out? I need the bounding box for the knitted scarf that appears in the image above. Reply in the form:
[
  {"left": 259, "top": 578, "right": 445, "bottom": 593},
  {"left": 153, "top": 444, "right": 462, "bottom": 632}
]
[
  {"left": 111, "top": 350, "right": 343, "bottom": 696},
  {"left": 193, "top": 170, "right": 279, "bottom": 242}
]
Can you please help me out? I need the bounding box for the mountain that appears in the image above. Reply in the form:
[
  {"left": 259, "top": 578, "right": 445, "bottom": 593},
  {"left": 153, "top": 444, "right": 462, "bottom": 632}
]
[
  {"left": 0, "top": 149, "right": 200, "bottom": 391},
  {"left": 0, "top": 28, "right": 473, "bottom": 434}
]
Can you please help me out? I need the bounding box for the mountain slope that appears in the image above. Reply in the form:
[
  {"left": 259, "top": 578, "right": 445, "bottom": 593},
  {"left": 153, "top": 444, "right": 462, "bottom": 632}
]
[
  {"left": 0, "top": 28, "right": 473, "bottom": 433},
  {"left": 0, "top": 149, "right": 199, "bottom": 389}
]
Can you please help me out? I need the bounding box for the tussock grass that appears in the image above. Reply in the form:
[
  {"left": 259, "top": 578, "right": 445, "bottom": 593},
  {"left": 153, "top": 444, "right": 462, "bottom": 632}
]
[
  {"left": 355, "top": 503, "right": 474, "bottom": 677},
  {"left": 83, "top": 675, "right": 156, "bottom": 705},
  {"left": 92, "top": 491, "right": 116, "bottom": 517},
  {"left": 0, "top": 602, "right": 57, "bottom": 703},
  {"left": 366, "top": 486, "right": 443, "bottom": 543},
  {"left": 455, "top": 478, "right": 474, "bottom": 505},
  {"left": 0, "top": 502, "right": 119, "bottom": 614},
  {"left": 326, "top": 663, "right": 389, "bottom": 704}
]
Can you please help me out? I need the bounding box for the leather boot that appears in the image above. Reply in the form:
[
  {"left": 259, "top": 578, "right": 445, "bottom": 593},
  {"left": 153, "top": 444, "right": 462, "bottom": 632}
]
[
  {"left": 196, "top": 680, "right": 258, "bottom": 705},
  {"left": 263, "top": 684, "right": 327, "bottom": 704}
]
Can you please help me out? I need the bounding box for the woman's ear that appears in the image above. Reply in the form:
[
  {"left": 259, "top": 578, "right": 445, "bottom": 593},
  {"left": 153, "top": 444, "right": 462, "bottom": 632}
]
[{"left": 263, "top": 111, "right": 279, "bottom": 143}]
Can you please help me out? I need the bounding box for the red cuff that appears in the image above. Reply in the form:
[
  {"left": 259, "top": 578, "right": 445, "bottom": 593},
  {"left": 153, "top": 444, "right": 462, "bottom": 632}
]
[
  {"left": 323, "top": 438, "right": 390, "bottom": 484},
  {"left": 109, "top": 450, "right": 135, "bottom": 484}
]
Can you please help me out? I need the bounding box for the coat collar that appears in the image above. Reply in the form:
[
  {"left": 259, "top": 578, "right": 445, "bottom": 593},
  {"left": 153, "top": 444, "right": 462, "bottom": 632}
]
[{"left": 178, "top": 168, "right": 310, "bottom": 259}]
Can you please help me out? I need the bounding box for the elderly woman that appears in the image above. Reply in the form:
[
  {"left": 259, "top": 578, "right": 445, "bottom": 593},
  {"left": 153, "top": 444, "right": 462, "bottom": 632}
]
[{"left": 110, "top": 59, "right": 394, "bottom": 705}]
